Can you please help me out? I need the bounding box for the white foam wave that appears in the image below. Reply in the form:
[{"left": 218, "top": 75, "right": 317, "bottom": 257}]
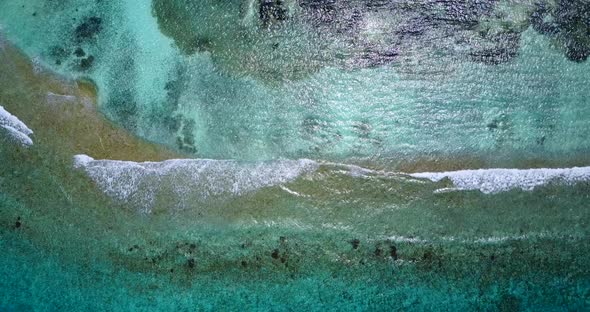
[
  {"left": 1, "top": 125, "right": 33, "bottom": 146},
  {"left": 410, "top": 166, "right": 590, "bottom": 194},
  {"left": 74, "top": 155, "right": 319, "bottom": 212},
  {"left": 0, "top": 105, "right": 33, "bottom": 146},
  {"left": 385, "top": 232, "right": 584, "bottom": 245},
  {"left": 74, "top": 152, "right": 590, "bottom": 211}
]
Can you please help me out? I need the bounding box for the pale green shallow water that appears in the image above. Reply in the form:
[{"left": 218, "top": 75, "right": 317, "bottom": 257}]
[
  {"left": 1, "top": 0, "right": 589, "bottom": 161},
  {"left": 1, "top": 0, "right": 590, "bottom": 310}
]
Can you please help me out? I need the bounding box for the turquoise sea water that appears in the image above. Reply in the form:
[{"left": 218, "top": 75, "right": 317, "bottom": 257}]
[
  {"left": 1, "top": 0, "right": 590, "bottom": 310},
  {"left": 1, "top": 0, "right": 589, "bottom": 161}
]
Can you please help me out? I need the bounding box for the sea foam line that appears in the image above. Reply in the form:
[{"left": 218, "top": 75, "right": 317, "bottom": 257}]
[
  {"left": 74, "top": 153, "right": 590, "bottom": 211},
  {"left": 74, "top": 154, "right": 319, "bottom": 212},
  {"left": 0, "top": 105, "right": 33, "bottom": 146},
  {"left": 409, "top": 166, "right": 590, "bottom": 194},
  {"left": 322, "top": 161, "right": 590, "bottom": 194},
  {"left": 384, "top": 232, "right": 585, "bottom": 245}
]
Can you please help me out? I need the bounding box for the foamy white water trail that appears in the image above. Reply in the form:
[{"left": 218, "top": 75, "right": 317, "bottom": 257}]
[
  {"left": 410, "top": 167, "right": 590, "bottom": 194},
  {"left": 0, "top": 105, "right": 33, "bottom": 146},
  {"left": 74, "top": 152, "right": 590, "bottom": 211},
  {"left": 74, "top": 155, "right": 318, "bottom": 212}
]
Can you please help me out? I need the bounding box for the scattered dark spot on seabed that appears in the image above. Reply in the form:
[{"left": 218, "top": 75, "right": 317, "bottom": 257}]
[
  {"left": 79, "top": 55, "right": 94, "bottom": 70},
  {"left": 74, "top": 47, "right": 86, "bottom": 57},
  {"left": 390, "top": 245, "right": 398, "bottom": 260},
  {"left": 374, "top": 246, "right": 383, "bottom": 257},
  {"left": 75, "top": 17, "right": 102, "bottom": 42},
  {"left": 187, "top": 258, "right": 195, "bottom": 268}
]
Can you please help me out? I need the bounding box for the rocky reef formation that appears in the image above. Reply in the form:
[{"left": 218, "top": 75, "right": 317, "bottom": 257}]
[
  {"left": 531, "top": 0, "right": 590, "bottom": 62},
  {"left": 153, "top": 0, "right": 590, "bottom": 81}
]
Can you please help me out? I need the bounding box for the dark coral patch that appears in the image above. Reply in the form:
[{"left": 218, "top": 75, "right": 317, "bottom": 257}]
[
  {"left": 74, "top": 47, "right": 86, "bottom": 57},
  {"left": 390, "top": 245, "right": 398, "bottom": 260},
  {"left": 187, "top": 258, "right": 195, "bottom": 268},
  {"left": 75, "top": 17, "right": 102, "bottom": 42},
  {"left": 80, "top": 55, "right": 95, "bottom": 70},
  {"left": 271, "top": 249, "right": 280, "bottom": 259}
]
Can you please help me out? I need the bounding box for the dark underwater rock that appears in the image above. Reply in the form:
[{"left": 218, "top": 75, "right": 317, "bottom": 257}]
[
  {"left": 531, "top": 0, "right": 590, "bottom": 63},
  {"left": 74, "top": 47, "right": 86, "bottom": 58},
  {"left": 259, "top": 0, "right": 288, "bottom": 27},
  {"left": 390, "top": 245, "right": 398, "bottom": 260},
  {"left": 374, "top": 246, "right": 383, "bottom": 257},
  {"left": 271, "top": 249, "right": 280, "bottom": 259},
  {"left": 150, "top": 0, "right": 589, "bottom": 82},
  {"left": 79, "top": 55, "right": 94, "bottom": 70},
  {"left": 187, "top": 258, "right": 195, "bottom": 268},
  {"left": 564, "top": 44, "right": 590, "bottom": 63},
  {"left": 75, "top": 17, "right": 102, "bottom": 42}
]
